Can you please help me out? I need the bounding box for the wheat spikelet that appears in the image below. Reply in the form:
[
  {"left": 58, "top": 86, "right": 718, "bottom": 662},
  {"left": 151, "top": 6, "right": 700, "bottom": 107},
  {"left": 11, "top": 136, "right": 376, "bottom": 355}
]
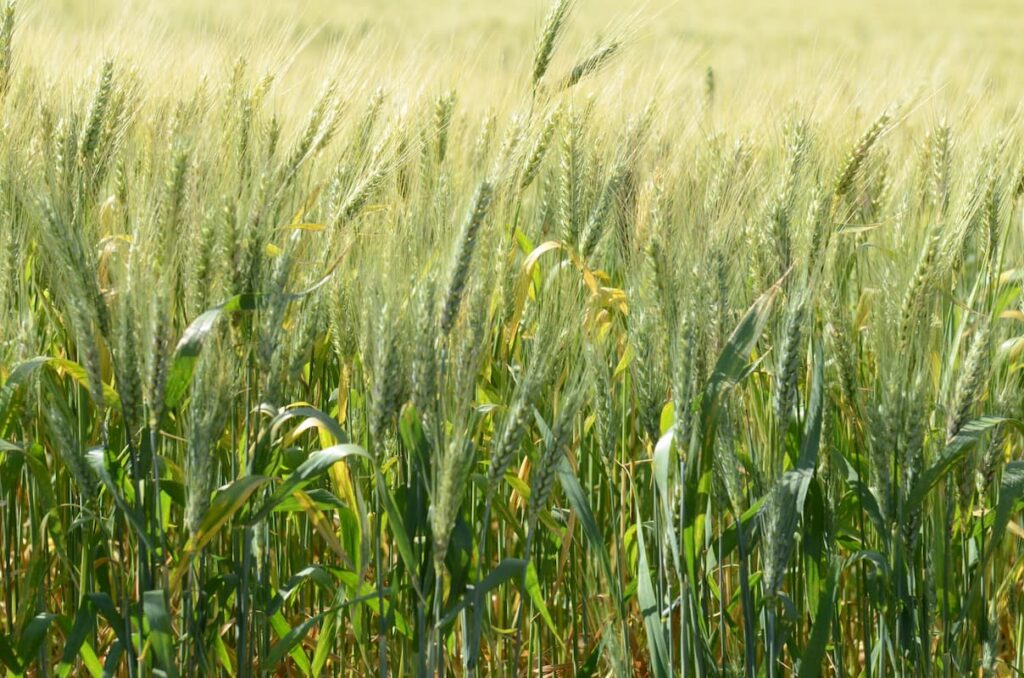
[
  {"left": 899, "top": 387, "right": 926, "bottom": 550},
  {"left": 338, "top": 160, "right": 390, "bottom": 225},
  {"left": 629, "top": 292, "right": 667, "bottom": 444},
  {"left": 159, "top": 148, "right": 190, "bottom": 235},
  {"left": 471, "top": 110, "right": 496, "bottom": 172},
  {"left": 581, "top": 159, "right": 625, "bottom": 260},
  {"left": 761, "top": 471, "right": 802, "bottom": 596},
  {"left": 440, "top": 181, "right": 493, "bottom": 336},
  {"left": 826, "top": 291, "right": 860, "bottom": 411},
  {"left": 672, "top": 308, "right": 696, "bottom": 450},
  {"left": 947, "top": 318, "right": 990, "bottom": 442},
  {"left": 704, "top": 66, "right": 715, "bottom": 108},
  {"left": 976, "top": 419, "right": 1006, "bottom": 498},
  {"left": 527, "top": 385, "right": 582, "bottom": 531},
  {"left": 431, "top": 434, "right": 475, "bottom": 567},
  {"left": 490, "top": 113, "right": 526, "bottom": 186},
  {"left": 350, "top": 86, "right": 386, "bottom": 163},
  {"left": 0, "top": 1, "right": 15, "bottom": 99},
  {"left": 278, "top": 79, "right": 338, "bottom": 184},
  {"left": 559, "top": 107, "right": 587, "bottom": 247},
  {"left": 898, "top": 228, "right": 942, "bottom": 352},
  {"left": 950, "top": 319, "right": 990, "bottom": 507},
  {"left": 487, "top": 351, "right": 553, "bottom": 489},
  {"left": 532, "top": 0, "right": 571, "bottom": 87},
  {"left": 589, "top": 343, "right": 620, "bottom": 460},
  {"left": 329, "top": 275, "right": 359, "bottom": 363},
  {"left": 520, "top": 106, "right": 561, "bottom": 191},
  {"left": 411, "top": 283, "right": 439, "bottom": 420},
  {"left": 982, "top": 166, "right": 1001, "bottom": 269},
  {"left": 146, "top": 303, "right": 171, "bottom": 430},
  {"left": 44, "top": 401, "right": 98, "bottom": 498},
  {"left": 767, "top": 119, "right": 809, "bottom": 275},
  {"left": 832, "top": 112, "right": 890, "bottom": 199},
  {"left": 185, "top": 347, "right": 231, "bottom": 537},
  {"left": 114, "top": 291, "right": 144, "bottom": 440},
  {"left": 869, "top": 387, "right": 897, "bottom": 524},
  {"left": 369, "top": 309, "right": 402, "bottom": 444},
  {"left": 774, "top": 292, "right": 806, "bottom": 435},
  {"left": 433, "top": 90, "right": 456, "bottom": 163},
  {"left": 714, "top": 436, "right": 747, "bottom": 517},
  {"left": 80, "top": 60, "right": 114, "bottom": 164},
  {"left": 929, "top": 122, "right": 954, "bottom": 215},
  {"left": 190, "top": 208, "right": 219, "bottom": 313},
  {"left": 561, "top": 41, "right": 620, "bottom": 90}
]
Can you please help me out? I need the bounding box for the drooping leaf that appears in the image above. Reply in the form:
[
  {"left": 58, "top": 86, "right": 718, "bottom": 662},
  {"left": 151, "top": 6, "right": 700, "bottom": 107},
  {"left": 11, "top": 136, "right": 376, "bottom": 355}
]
[
  {"left": 172, "top": 475, "right": 271, "bottom": 588},
  {"left": 86, "top": 448, "right": 155, "bottom": 550},
  {"left": 165, "top": 293, "right": 258, "bottom": 410},
  {"left": 250, "top": 444, "right": 371, "bottom": 523},
  {"left": 907, "top": 417, "right": 1005, "bottom": 511}
]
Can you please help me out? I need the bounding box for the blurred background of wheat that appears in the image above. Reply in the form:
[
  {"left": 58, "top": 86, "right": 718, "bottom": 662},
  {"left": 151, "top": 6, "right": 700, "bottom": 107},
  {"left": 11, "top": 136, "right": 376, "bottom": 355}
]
[{"left": 23, "top": 0, "right": 1024, "bottom": 117}]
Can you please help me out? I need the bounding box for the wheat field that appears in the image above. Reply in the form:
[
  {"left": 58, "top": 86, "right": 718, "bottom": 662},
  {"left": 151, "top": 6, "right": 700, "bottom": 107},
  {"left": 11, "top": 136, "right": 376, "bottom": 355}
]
[{"left": 0, "top": 0, "right": 1023, "bottom": 675}]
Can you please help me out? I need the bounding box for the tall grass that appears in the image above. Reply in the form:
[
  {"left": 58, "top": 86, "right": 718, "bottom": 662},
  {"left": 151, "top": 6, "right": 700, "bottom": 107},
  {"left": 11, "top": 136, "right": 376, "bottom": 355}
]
[{"left": 1, "top": 1, "right": 1023, "bottom": 676}]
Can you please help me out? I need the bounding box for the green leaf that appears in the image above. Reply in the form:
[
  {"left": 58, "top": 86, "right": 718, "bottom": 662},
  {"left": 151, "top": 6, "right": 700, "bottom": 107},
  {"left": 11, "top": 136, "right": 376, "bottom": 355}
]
[
  {"left": 273, "top": 405, "right": 349, "bottom": 446},
  {"left": 267, "top": 611, "right": 313, "bottom": 675},
  {"left": 16, "top": 613, "right": 56, "bottom": 671},
  {"left": 834, "top": 449, "right": 887, "bottom": 540},
  {"left": 86, "top": 593, "right": 129, "bottom": 651},
  {"left": 635, "top": 512, "right": 671, "bottom": 678},
  {"left": 268, "top": 566, "right": 337, "bottom": 617},
  {"left": 575, "top": 640, "right": 603, "bottom": 678},
  {"left": 557, "top": 456, "right": 617, "bottom": 601},
  {"left": 993, "top": 461, "right": 1024, "bottom": 551},
  {"left": 102, "top": 640, "right": 124, "bottom": 677},
  {"left": 524, "top": 561, "right": 559, "bottom": 642},
  {"left": 77, "top": 643, "right": 104, "bottom": 678},
  {"left": 311, "top": 611, "right": 336, "bottom": 676},
  {"left": 48, "top": 358, "right": 121, "bottom": 410},
  {"left": 653, "top": 429, "right": 680, "bottom": 574},
  {"left": 798, "top": 338, "right": 825, "bottom": 471},
  {"left": 142, "top": 590, "right": 177, "bottom": 678},
  {"left": 0, "top": 357, "right": 50, "bottom": 435},
  {"left": 466, "top": 559, "right": 529, "bottom": 668},
  {"left": 0, "top": 632, "right": 21, "bottom": 672},
  {"left": 57, "top": 603, "right": 96, "bottom": 678},
  {"left": 377, "top": 474, "right": 418, "bottom": 596},
  {"left": 264, "top": 589, "right": 397, "bottom": 672},
  {"left": 796, "top": 559, "right": 839, "bottom": 678}
]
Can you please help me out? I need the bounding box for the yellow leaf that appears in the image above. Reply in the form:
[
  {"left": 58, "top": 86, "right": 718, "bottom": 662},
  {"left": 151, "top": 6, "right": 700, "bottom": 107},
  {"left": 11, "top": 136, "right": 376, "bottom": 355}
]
[{"left": 613, "top": 343, "right": 634, "bottom": 379}]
